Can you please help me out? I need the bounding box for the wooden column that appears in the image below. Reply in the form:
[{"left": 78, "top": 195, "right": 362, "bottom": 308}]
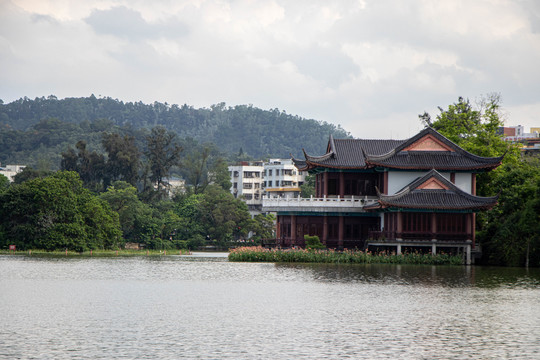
[
  {"left": 450, "top": 173, "right": 456, "bottom": 184},
  {"left": 471, "top": 173, "right": 476, "bottom": 195},
  {"left": 396, "top": 212, "right": 403, "bottom": 239},
  {"left": 466, "top": 213, "right": 472, "bottom": 241},
  {"left": 322, "top": 215, "right": 328, "bottom": 245},
  {"left": 276, "top": 216, "right": 281, "bottom": 239},
  {"left": 291, "top": 215, "right": 296, "bottom": 246},
  {"left": 383, "top": 172, "right": 389, "bottom": 195},
  {"left": 323, "top": 172, "right": 328, "bottom": 197},
  {"left": 339, "top": 172, "right": 345, "bottom": 197},
  {"left": 472, "top": 213, "right": 476, "bottom": 247},
  {"left": 431, "top": 213, "right": 437, "bottom": 240},
  {"left": 338, "top": 216, "right": 344, "bottom": 249}
]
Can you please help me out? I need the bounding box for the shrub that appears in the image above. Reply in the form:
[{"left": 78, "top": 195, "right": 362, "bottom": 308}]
[{"left": 304, "top": 235, "right": 325, "bottom": 250}]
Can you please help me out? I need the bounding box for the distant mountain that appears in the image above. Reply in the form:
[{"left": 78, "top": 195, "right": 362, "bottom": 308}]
[{"left": 0, "top": 95, "right": 351, "bottom": 168}]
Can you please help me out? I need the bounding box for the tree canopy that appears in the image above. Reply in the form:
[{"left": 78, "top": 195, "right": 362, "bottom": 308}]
[{"left": 421, "top": 95, "right": 540, "bottom": 267}]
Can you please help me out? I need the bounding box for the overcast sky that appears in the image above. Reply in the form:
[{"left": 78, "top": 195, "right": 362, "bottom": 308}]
[{"left": 1, "top": 0, "right": 539, "bottom": 139}]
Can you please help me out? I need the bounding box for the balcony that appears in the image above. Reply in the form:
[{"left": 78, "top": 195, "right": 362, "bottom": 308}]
[{"left": 262, "top": 195, "right": 378, "bottom": 213}]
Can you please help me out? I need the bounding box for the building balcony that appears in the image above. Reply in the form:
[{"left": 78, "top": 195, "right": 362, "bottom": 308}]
[{"left": 262, "top": 195, "right": 378, "bottom": 213}]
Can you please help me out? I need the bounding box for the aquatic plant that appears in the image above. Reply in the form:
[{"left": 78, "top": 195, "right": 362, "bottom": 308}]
[{"left": 228, "top": 246, "right": 464, "bottom": 265}]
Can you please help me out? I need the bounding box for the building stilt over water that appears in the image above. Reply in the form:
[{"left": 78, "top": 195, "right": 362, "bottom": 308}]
[{"left": 262, "top": 127, "right": 503, "bottom": 264}]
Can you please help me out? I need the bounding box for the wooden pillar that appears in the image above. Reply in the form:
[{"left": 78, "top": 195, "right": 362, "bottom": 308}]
[
  {"left": 323, "top": 172, "right": 328, "bottom": 197},
  {"left": 383, "top": 171, "right": 389, "bottom": 195},
  {"left": 339, "top": 172, "right": 345, "bottom": 197},
  {"left": 396, "top": 212, "right": 403, "bottom": 239},
  {"left": 472, "top": 213, "right": 476, "bottom": 247},
  {"left": 338, "top": 216, "right": 344, "bottom": 249},
  {"left": 322, "top": 215, "right": 328, "bottom": 245},
  {"left": 276, "top": 216, "right": 281, "bottom": 239},
  {"left": 471, "top": 173, "right": 476, "bottom": 195},
  {"left": 431, "top": 213, "right": 437, "bottom": 240},
  {"left": 466, "top": 213, "right": 472, "bottom": 241},
  {"left": 291, "top": 215, "right": 296, "bottom": 246},
  {"left": 450, "top": 172, "right": 455, "bottom": 184}
]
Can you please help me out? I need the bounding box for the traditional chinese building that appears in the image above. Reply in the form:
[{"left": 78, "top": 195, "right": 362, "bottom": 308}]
[{"left": 262, "top": 127, "right": 502, "bottom": 264}]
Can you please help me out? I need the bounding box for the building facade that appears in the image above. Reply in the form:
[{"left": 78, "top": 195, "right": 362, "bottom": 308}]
[
  {"left": 229, "top": 162, "right": 264, "bottom": 217},
  {"left": 229, "top": 159, "right": 307, "bottom": 217},
  {"left": 262, "top": 127, "right": 502, "bottom": 264},
  {"left": 263, "top": 159, "right": 306, "bottom": 199},
  {"left": 0, "top": 164, "right": 26, "bottom": 182}
]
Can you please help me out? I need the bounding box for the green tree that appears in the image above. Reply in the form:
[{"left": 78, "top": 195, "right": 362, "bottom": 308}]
[
  {"left": 183, "top": 145, "right": 211, "bottom": 194},
  {"left": 251, "top": 213, "right": 276, "bottom": 241},
  {"left": 478, "top": 163, "right": 540, "bottom": 266},
  {"left": 100, "top": 181, "right": 162, "bottom": 247},
  {"left": 173, "top": 192, "right": 206, "bottom": 249},
  {"left": 61, "top": 140, "right": 106, "bottom": 192},
  {"left": 12, "top": 167, "right": 54, "bottom": 184},
  {"left": 145, "top": 126, "right": 183, "bottom": 197},
  {"left": 197, "top": 185, "right": 253, "bottom": 243},
  {"left": 300, "top": 173, "right": 315, "bottom": 198},
  {"left": 0, "top": 171, "right": 121, "bottom": 251},
  {"left": 102, "top": 133, "right": 140, "bottom": 186},
  {"left": 0, "top": 174, "right": 9, "bottom": 193},
  {"left": 210, "top": 157, "right": 232, "bottom": 191}
]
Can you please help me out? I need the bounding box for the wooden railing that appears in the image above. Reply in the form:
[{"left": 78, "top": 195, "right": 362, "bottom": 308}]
[{"left": 368, "top": 230, "right": 470, "bottom": 242}]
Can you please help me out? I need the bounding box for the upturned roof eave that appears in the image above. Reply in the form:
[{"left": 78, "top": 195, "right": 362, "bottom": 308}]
[
  {"left": 364, "top": 160, "right": 502, "bottom": 171},
  {"left": 365, "top": 127, "right": 504, "bottom": 169}
]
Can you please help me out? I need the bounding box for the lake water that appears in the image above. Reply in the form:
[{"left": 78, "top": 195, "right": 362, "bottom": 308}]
[{"left": 1, "top": 253, "right": 540, "bottom": 359}]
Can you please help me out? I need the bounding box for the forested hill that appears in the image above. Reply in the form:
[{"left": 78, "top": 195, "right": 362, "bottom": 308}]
[{"left": 0, "top": 95, "right": 351, "bottom": 168}]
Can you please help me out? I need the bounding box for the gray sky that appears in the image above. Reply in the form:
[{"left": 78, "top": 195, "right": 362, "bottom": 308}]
[{"left": 1, "top": 0, "right": 539, "bottom": 139}]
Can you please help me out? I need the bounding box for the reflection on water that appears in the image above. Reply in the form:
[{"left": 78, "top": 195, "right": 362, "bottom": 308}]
[
  {"left": 1, "top": 254, "right": 539, "bottom": 359},
  {"left": 278, "top": 262, "right": 540, "bottom": 288}
]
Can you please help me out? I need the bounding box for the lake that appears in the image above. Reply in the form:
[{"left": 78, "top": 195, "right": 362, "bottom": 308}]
[{"left": 1, "top": 253, "right": 540, "bottom": 359}]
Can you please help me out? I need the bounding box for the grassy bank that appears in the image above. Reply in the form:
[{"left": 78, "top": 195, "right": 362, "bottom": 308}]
[
  {"left": 0, "top": 249, "right": 190, "bottom": 257},
  {"left": 228, "top": 246, "right": 464, "bottom": 265}
]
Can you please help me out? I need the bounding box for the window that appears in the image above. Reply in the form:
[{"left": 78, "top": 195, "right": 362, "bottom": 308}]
[
  {"left": 268, "top": 181, "right": 272, "bottom": 187},
  {"left": 243, "top": 183, "right": 253, "bottom": 189},
  {"left": 276, "top": 180, "right": 280, "bottom": 186},
  {"left": 276, "top": 169, "right": 280, "bottom": 176},
  {"left": 268, "top": 169, "right": 273, "bottom": 176},
  {"left": 244, "top": 194, "right": 253, "bottom": 200},
  {"left": 233, "top": 182, "right": 237, "bottom": 189},
  {"left": 254, "top": 183, "right": 260, "bottom": 189}
]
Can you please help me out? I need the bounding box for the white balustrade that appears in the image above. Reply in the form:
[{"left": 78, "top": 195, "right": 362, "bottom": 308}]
[{"left": 262, "top": 194, "right": 377, "bottom": 209}]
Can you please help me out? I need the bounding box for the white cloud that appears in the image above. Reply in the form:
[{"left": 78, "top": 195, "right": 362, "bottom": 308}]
[{"left": 1, "top": 0, "right": 540, "bottom": 139}]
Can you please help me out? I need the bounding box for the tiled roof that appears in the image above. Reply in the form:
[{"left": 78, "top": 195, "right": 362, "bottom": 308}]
[
  {"left": 293, "top": 137, "right": 404, "bottom": 170},
  {"left": 365, "top": 127, "right": 503, "bottom": 170},
  {"left": 294, "top": 127, "right": 503, "bottom": 171},
  {"left": 365, "top": 151, "right": 502, "bottom": 170},
  {"left": 365, "top": 170, "right": 498, "bottom": 211}
]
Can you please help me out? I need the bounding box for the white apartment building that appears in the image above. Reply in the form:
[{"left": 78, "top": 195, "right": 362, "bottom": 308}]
[
  {"left": 229, "top": 161, "right": 264, "bottom": 217},
  {"left": 0, "top": 164, "right": 26, "bottom": 182},
  {"left": 228, "top": 159, "right": 306, "bottom": 217},
  {"left": 263, "top": 159, "right": 306, "bottom": 199}
]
